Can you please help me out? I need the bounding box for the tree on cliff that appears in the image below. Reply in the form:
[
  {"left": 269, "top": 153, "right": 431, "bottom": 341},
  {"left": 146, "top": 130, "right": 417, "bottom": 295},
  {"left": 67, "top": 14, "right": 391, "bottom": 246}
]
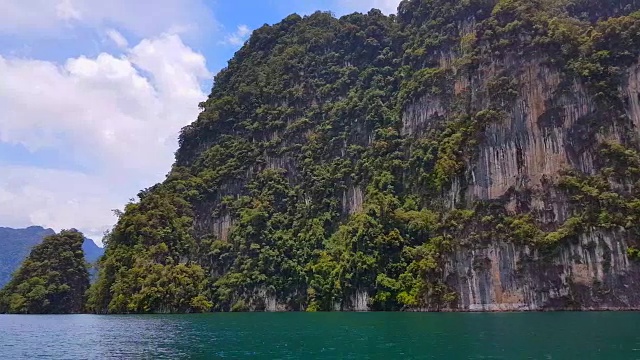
[{"left": 0, "top": 229, "right": 90, "bottom": 314}]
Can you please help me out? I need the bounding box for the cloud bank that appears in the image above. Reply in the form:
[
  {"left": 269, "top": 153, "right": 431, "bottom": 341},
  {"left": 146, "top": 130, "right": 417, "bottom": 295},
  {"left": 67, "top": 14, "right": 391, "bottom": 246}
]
[
  {"left": 0, "top": 0, "right": 214, "bottom": 37},
  {"left": 0, "top": 33, "right": 210, "bottom": 242}
]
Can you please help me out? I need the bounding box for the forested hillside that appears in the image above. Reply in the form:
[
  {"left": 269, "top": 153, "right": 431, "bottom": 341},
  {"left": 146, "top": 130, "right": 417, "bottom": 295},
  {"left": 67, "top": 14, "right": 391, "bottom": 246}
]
[
  {"left": 0, "top": 230, "right": 90, "bottom": 314},
  {"left": 90, "top": 0, "right": 640, "bottom": 313},
  {"left": 0, "top": 227, "right": 103, "bottom": 288},
  {"left": 0, "top": 226, "right": 55, "bottom": 288}
]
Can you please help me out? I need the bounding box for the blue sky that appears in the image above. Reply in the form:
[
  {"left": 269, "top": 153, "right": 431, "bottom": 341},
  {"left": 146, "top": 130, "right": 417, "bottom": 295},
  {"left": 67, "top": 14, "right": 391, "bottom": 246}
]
[{"left": 0, "top": 0, "right": 401, "bottom": 245}]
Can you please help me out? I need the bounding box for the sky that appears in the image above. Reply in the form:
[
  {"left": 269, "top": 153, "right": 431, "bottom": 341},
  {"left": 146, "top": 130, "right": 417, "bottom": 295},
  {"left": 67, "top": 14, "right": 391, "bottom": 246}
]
[{"left": 0, "top": 0, "right": 402, "bottom": 245}]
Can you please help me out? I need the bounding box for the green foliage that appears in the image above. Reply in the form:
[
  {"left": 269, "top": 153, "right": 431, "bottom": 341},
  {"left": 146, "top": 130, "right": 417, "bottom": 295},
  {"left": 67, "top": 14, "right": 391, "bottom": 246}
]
[
  {"left": 553, "top": 143, "right": 640, "bottom": 250},
  {"left": 542, "top": 217, "right": 584, "bottom": 246},
  {"left": 0, "top": 226, "right": 55, "bottom": 288},
  {"left": 106, "top": 262, "right": 212, "bottom": 314},
  {"left": 87, "top": 189, "right": 211, "bottom": 314},
  {"left": 627, "top": 247, "right": 640, "bottom": 261},
  {"left": 0, "top": 230, "right": 90, "bottom": 314},
  {"left": 398, "top": 68, "right": 449, "bottom": 108}
]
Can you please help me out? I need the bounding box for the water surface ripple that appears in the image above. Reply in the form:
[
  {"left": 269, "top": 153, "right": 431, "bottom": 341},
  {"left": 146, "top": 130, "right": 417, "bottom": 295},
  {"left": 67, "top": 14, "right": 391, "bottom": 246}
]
[{"left": 1, "top": 312, "right": 639, "bottom": 359}]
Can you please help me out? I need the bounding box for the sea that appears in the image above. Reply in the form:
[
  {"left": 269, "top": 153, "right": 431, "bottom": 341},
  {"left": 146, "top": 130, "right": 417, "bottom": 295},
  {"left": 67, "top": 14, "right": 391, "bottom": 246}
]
[{"left": 1, "top": 312, "right": 639, "bottom": 359}]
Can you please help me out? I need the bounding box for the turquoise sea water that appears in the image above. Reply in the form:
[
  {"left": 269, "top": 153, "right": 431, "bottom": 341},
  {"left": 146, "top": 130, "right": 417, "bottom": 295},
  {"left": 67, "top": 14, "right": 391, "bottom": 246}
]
[{"left": 1, "top": 312, "right": 639, "bottom": 359}]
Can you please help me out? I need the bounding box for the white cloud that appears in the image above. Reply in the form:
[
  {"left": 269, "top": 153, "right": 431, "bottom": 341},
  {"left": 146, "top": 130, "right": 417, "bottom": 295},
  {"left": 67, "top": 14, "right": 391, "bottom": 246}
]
[
  {"left": 224, "top": 25, "right": 252, "bottom": 46},
  {"left": 106, "top": 28, "right": 128, "bottom": 48},
  {"left": 0, "top": 0, "right": 64, "bottom": 35},
  {"left": 335, "top": 0, "right": 401, "bottom": 14},
  {"left": 0, "top": 0, "right": 215, "bottom": 37},
  {"left": 0, "top": 166, "right": 119, "bottom": 242},
  {"left": 56, "top": 0, "right": 82, "bottom": 21},
  {"left": 0, "top": 33, "right": 210, "bottom": 244}
]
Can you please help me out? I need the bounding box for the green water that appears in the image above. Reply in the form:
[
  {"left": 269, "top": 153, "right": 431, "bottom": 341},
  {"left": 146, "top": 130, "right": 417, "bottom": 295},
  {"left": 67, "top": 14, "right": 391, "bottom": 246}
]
[{"left": 0, "top": 312, "right": 639, "bottom": 359}]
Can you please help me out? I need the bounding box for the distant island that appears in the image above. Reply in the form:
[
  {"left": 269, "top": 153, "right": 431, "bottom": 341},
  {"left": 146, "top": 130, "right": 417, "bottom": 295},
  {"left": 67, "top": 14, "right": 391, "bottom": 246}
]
[
  {"left": 0, "top": 226, "right": 102, "bottom": 289},
  {"left": 0, "top": 229, "right": 91, "bottom": 314}
]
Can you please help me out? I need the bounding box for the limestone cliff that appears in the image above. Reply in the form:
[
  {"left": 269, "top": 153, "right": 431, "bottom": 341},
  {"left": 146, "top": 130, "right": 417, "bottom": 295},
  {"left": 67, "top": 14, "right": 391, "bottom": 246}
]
[{"left": 90, "top": 0, "right": 640, "bottom": 313}]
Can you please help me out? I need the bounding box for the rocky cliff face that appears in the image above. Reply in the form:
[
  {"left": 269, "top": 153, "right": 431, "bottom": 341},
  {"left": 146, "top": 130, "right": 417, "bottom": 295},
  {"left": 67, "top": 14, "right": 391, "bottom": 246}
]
[
  {"left": 91, "top": 0, "right": 640, "bottom": 313},
  {"left": 436, "top": 54, "right": 640, "bottom": 310},
  {"left": 389, "top": 1, "right": 640, "bottom": 311},
  {"left": 447, "top": 230, "right": 640, "bottom": 311},
  {"left": 436, "top": 58, "right": 640, "bottom": 310}
]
